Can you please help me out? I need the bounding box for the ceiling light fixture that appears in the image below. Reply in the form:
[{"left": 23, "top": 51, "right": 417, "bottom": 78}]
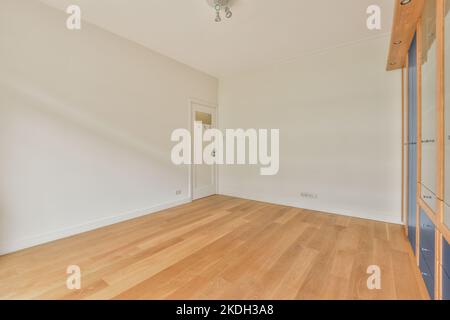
[
  {"left": 208, "top": 0, "right": 233, "bottom": 22},
  {"left": 215, "top": 5, "right": 222, "bottom": 22},
  {"left": 225, "top": 6, "right": 233, "bottom": 19}
]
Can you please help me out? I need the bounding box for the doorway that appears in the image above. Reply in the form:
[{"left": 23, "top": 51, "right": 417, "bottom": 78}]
[{"left": 191, "top": 101, "right": 217, "bottom": 200}]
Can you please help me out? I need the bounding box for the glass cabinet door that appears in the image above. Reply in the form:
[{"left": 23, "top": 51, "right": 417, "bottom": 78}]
[
  {"left": 445, "top": 0, "right": 450, "bottom": 229},
  {"left": 403, "top": 67, "right": 409, "bottom": 224},
  {"left": 421, "top": 0, "right": 438, "bottom": 213}
]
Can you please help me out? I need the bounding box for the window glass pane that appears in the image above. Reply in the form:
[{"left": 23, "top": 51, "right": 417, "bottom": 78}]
[
  {"left": 195, "top": 111, "right": 212, "bottom": 125},
  {"left": 421, "top": 0, "right": 437, "bottom": 212}
]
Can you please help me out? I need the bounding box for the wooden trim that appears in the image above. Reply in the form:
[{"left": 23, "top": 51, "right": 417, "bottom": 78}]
[
  {"left": 437, "top": 230, "right": 443, "bottom": 299},
  {"left": 402, "top": 67, "right": 406, "bottom": 225},
  {"left": 441, "top": 0, "right": 450, "bottom": 249},
  {"left": 405, "top": 56, "right": 410, "bottom": 236},
  {"left": 437, "top": 0, "right": 445, "bottom": 211},
  {"left": 387, "top": 0, "right": 426, "bottom": 71},
  {"left": 416, "top": 18, "right": 423, "bottom": 263},
  {"left": 436, "top": 0, "right": 445, "bottom": 301}
]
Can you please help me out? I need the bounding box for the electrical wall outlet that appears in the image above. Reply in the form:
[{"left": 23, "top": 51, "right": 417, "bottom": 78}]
[
  {"left": 300, "top": 192, "right": 318, "bottom": 199},
  {"left": 176, "top": 190, "right": 182, "bottom": 195}
]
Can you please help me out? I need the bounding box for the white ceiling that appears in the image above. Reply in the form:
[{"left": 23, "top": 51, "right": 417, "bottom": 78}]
[{"left": 39, "top": 0, "right": 394, "bottom": 78}]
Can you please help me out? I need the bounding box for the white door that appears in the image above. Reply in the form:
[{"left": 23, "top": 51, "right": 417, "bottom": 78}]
[{"left": 192, "top": 103, "right": 217, "bottom": 200}]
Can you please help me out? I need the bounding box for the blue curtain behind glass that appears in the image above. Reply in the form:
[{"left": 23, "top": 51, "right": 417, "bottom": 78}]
[{"left": 407, "top": 34, "right": 418, "bottom": 252}]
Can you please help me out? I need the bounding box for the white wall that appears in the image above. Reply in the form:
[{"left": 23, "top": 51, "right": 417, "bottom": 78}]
[
  {"left": 0, "top": 0, "right": 217, "bottom": 254},
  {"left": 218, "top": 36, "right": 402, "bottom": 224},
  {"left": 0, "top": 1, "right": 402, "bottom": 255}
]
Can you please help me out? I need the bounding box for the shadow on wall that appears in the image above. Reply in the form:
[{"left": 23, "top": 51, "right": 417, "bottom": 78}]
[
  {"left": 0, "top": 0, "right": 217, "bottom": 254},
  {"left": 0, "top": 76, "right": 187, "bottom": 254},
  {"left": 1, "top": 74, "right": 173, "bottom": 164}
]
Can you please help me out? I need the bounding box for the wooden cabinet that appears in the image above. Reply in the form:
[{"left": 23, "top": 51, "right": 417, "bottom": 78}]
[
  {"left": 395, "top": 0, "right": 450, "bottom": 300},
  {"left": 420, "top": 209, "right": 436, "bottom": 299},
  {"left": 408, "top": 35, "right": 419, "bottom": 252},
  {"left": 444, "top": 0, "right": 450, "bottom": 230}
]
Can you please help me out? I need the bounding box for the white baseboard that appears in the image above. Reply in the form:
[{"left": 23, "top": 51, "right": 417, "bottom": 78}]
[
  {"left": 1, "top": 192, "right": 401, "bottom": 255},
  {"left": 0, "top": 197, "right": 191, "bottom": 255},
  {"left": 219, "top": 191, "right": 402, "bottom": 225}
]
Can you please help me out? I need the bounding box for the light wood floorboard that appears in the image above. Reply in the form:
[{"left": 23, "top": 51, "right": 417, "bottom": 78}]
[{"left": 0, "top": 195, "right": 428, "bottom": 300}]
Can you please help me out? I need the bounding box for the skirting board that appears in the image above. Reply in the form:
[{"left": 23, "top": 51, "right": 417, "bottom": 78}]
[
  {"left": 0, "top": 197, "right": 192, "bottom": 255},
  {"left": 219, "top": 191, "right": 402, "bottom": 225}
]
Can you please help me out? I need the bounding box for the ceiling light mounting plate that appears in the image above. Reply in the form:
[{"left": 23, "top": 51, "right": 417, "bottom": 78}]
[
  {"left": 207, "top": 0, "right": 234, "bottom": 22},
  {"left": 207, "top": 0, "right": 233, "bottom": 8}
]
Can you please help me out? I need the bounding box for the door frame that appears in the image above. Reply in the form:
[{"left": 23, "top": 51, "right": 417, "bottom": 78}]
[{"left": 188, "top": 98, "right": 219, "bottom": 201}]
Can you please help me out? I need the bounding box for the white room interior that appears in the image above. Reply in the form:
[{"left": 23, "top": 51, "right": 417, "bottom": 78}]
[
  {"left": 0, "top": 0, "right": 400, "bottom": 255},
  {"left": 2, "top": 0, "right": 438, "bottom": 301}
]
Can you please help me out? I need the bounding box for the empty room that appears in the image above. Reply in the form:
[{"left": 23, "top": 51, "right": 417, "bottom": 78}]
[{"left": 1, "top": 0, "right": 450, "bottom": 306}]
